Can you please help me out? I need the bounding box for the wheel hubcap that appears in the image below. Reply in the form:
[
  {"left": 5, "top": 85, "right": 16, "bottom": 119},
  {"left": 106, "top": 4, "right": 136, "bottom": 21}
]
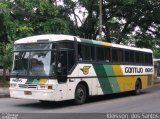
[{"left": 77, "top": 88, "right": 84, "bottom": 100}]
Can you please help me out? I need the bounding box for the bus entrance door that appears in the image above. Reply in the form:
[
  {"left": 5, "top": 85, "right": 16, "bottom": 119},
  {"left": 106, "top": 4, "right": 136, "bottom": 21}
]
[{"left": 57, "top": 50, "right": 68, "bottom": 83}]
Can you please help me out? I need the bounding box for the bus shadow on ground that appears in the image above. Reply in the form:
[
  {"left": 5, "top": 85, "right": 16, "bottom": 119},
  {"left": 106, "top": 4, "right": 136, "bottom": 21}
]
[
  {"left": 16, "top": 91, "right": 148, "bottom": 109},
  {"left": 87, "top": 91, "right": 148, "bottom": 103}
]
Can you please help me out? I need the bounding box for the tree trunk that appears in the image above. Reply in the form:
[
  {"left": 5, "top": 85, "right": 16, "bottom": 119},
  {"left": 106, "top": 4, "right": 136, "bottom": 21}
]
[
  {"left": 1, "top": 44, "right": 6, "bottom": 80},
  {"left": 3, "top": 67, "right": 6, "bottom": 81}
]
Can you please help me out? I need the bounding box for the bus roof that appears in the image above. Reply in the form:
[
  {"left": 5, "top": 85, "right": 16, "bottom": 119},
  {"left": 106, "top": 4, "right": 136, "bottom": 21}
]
[
  {"left": 15, "top": 34, "right": 152, "bottom": 53},
  {"left": 15, "top": 34, "right": 79, "bottom": 44}
]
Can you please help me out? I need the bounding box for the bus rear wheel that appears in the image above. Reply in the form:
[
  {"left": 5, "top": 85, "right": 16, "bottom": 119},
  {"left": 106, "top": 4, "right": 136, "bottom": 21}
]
[
  {"left": 74, "top": 84, "right": 87, "bottom": 105},
  {"left": 134, "top": 80, "right": 142, "bottom": 95}
]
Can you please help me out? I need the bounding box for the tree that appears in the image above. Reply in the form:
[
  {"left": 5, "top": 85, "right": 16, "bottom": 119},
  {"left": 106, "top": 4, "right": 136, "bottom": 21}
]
[
  {"left": 0, "top": 0, "right": 10, "bottom": 43},
  {"left": 78, "top": 0, "right": 99, "bottom": 39},
  {"left": 104, "top": 0, "right": 160, "bottom": 47},
  {"left": 76, "top": 0, "right": 160, "bottom": 50}
]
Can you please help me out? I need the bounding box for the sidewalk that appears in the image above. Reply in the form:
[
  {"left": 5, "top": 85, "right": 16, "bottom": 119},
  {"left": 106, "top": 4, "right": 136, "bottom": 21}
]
[
  {"left": 0, "top": 87, "right": 10, "bottom": 98},
  {"left": 155, "top": 77, "right": 160, "bottom": 83}
]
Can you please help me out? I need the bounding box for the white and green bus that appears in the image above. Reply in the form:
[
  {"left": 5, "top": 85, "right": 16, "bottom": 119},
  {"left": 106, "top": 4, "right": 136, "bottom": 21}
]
[{"left": 9, "top": 34, "right": 154, "bottom": 104}]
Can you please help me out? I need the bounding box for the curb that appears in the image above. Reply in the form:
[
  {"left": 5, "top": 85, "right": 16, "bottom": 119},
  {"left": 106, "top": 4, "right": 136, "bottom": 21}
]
[
  {"left": 0, "top": 94, "right": 10, "bottom": 98},
  {"left": 0, "top": 87, "right": 10, "bottom": 98}
]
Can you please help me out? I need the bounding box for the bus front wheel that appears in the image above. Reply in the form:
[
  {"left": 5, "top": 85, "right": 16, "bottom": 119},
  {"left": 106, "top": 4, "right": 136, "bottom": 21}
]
[
  {"left": 74, "top": 84, "right": 87, "bottom": 105},
  {"left": 134, "top": 80, "right": 142, "bottom": 95}
]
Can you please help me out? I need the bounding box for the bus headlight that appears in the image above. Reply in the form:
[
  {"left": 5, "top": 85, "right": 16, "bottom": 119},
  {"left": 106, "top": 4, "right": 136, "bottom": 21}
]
[
  {"left": 38, "top": 85, "right": 46, "bottom": 90},
  {"left": 38, "top": 85, "right": 53, "bottom": 90},
  {"left": 10, "top": 90, "right": 15, "bottom": 95}
]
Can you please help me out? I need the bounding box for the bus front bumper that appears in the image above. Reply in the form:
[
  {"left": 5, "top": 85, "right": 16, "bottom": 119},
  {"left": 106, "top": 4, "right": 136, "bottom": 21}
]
[{"left": 9, "top": 88, "right": 58, "bottom": 101}]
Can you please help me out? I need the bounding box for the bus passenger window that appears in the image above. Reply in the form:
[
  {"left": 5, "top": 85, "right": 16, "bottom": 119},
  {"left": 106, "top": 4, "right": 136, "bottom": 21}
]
[
  {"left": 130, "top": 51, "right": 134, "bottom": 63},
  {"left": 78, "top": 44, "right": 82, "bottom": 61},
  {"left": 125, "top": 51, "right": 130, "bottom": 63},
  {"left": 81, "top": 45, "right": 91, "bottom": 60},
  {"left": 112, "top": 49, "right": 118, "bottom": 62},
  {"left": 145, "top": 53, "right": 153, "bottom": 65},
  {"left": 136, "top": 52, "right": 143, "bottom": 64},
  {"left": 107, "top": 48, "right": 110, "bottom": 62},
  {"left": 91, "top": 46, "right": 95, "bottom": 61},
  {"left": 97, "top": 47, "right": 105, "bottom": 61},
  {"left": 112, "top": 49, "right": 123, "bottom": 63},
  {"left": 148, "top": 53, "right": 153, "bottom": 64}
]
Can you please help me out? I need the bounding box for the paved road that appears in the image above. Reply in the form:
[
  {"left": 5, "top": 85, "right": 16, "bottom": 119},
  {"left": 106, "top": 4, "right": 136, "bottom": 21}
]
[{"left": 0, "top": 80, "right": 160, "bottom": 119}]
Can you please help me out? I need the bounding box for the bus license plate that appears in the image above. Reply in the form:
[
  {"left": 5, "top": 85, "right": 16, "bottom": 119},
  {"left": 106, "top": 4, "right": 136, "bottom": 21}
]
[{"left": 24, "top": 91, "right": 32, "bottom": 95}]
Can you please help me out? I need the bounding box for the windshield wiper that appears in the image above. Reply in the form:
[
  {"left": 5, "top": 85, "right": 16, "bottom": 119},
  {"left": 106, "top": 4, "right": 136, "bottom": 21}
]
[
  {"left": 29, "top": 70, "right": 42, "bottom": 78},
  {"left": 10, "top": 72, "right": 19, "bottom": 77},
  {"left": 16, "top": 72, "right": 19, "bottom": 77}
]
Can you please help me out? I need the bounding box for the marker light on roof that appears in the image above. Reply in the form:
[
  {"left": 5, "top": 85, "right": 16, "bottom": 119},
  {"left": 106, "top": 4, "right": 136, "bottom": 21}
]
[{"left": 37, "top": 39, "right": 49, "bottom": 43}]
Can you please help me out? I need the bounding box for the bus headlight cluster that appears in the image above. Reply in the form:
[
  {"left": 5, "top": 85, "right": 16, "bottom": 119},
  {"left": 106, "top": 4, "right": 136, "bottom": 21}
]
[
  {"left": 10, "top": 83, "right": 17, "bottom": 88},
  {"left": 38, "top": 85, "right": 53, "bottom": 90}
]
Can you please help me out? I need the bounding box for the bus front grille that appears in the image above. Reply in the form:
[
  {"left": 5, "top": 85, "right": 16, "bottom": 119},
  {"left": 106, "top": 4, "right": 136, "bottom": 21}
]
[{"left": 18, "top": 84, "right": 37, "bottom": 89}]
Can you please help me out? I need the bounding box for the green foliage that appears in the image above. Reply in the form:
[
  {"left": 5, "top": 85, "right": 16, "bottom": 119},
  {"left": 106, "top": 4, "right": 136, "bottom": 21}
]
[
  {"left": 0, "top": 1, "right": 10, "bottom": 43},
  {"left": 0, "top": 41, "right": 13, "bottom": 65},
  {"left": 154, "top": 48, "right": 160, "bottom": 58},
  {"left": 35, "top": 18, "right": 69, "bottom": 34},
  {"left": 16, "top": 25, "right": 33, "bottom": 38}
]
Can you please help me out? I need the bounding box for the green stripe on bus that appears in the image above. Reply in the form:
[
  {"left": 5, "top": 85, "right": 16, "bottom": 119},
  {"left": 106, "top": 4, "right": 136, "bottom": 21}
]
[
  {"left": 93, "top": 64, "right": 113, "bottom": 94},
  {"left": 80, "top": 38, "right": 101, "bottom": 45},
  {"left": 92, "top": 40, "right": 101, "bottom": 45},
  {"left": 25, "top": 79, "right": 38, "bottom": 84},
  {"left": 81, "top": 39, "right": 93, "bottom": 44},
  {"left": 103, "top": 65, "right": 120, "bottom": 93}
]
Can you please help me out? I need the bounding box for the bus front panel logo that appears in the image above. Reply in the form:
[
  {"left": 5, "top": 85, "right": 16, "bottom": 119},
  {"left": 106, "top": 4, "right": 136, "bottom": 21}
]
[{"left": 81, "top": 66, "right": 91, "bottom": 75}]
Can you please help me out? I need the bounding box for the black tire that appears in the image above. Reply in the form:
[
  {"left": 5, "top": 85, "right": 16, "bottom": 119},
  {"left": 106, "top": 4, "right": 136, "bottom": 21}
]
[
  {"left": 74, "top": 84, "right": 87, "bottom": 105},
  {"left": 134, "top": 80, "right": 142, "bottom": 95}
]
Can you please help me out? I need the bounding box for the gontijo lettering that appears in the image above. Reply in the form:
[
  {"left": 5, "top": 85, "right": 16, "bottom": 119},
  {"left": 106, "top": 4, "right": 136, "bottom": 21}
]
[
  {"left": 125, "top": 67, "right": 143, "bottom": 73},
  {"left": 125, "top": 67, "right": 153, "bottom": 74}
]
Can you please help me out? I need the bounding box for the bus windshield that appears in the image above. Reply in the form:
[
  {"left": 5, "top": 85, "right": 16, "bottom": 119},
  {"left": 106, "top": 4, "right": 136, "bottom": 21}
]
[
  {"left": 11, "top": 43, "right": 57, "bottom": 77},
  {"left": 29, "top": 51, "right": 51, "bottom": 76},
  {"left": 12, "top": 52, "right": 29, "bottom": 75}
]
